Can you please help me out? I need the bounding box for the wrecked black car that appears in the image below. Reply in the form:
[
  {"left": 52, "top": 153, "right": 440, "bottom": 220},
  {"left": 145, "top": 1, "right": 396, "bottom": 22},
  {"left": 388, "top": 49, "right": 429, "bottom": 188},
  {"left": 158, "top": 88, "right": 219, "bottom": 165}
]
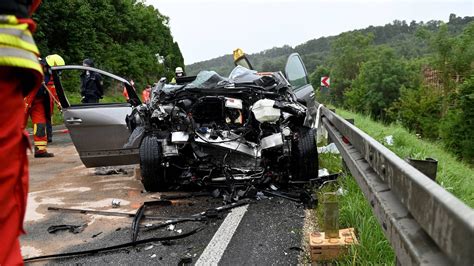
[
  {"left": 51, "top": 53, "right": 319, "bottom": 192},
  {"left": 128, "top": 66, "right": 319, "bottom": 191}
]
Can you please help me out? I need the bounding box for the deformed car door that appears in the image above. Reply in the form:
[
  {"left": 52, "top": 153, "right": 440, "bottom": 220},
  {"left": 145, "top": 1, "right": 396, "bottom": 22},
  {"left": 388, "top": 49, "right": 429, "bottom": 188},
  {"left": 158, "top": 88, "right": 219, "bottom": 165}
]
[
  {"left": 51, "top": 65, "right": 141, "bottom": 167},
  {"left": 284, "top": 53, "right": 315, "bottom": 104}
]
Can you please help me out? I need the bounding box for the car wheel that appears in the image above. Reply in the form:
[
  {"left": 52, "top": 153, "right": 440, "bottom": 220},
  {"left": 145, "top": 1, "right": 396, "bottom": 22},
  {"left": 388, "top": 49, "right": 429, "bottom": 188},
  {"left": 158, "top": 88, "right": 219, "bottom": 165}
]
[
  {"left": 139, "top": 135, "right": 169, "bottom": 192},
  {"left": 291, "top": 127, "right": 319, "bottom": 181}
]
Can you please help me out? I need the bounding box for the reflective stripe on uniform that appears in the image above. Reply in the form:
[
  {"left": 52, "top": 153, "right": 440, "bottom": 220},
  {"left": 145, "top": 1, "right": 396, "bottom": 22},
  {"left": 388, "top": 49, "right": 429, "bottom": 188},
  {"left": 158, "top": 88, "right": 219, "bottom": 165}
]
[
  {"left": 0, "top": 31, "right": 38, "bottom": 54},
  {"left": 0, "top": 56, "right": 42, "bottom": 73},
  {"left": 0, "top": 15, "right": 17, "bottom": 24},
  {"left": 0, "top": 15, "right": 42, "bottom": 75}
]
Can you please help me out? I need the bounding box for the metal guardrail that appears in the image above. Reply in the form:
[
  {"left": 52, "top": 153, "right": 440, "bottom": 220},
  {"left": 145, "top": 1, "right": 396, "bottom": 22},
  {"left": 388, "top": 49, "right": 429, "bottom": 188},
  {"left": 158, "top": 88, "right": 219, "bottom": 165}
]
[{"left": 316, "top": 104, "right": 474, "bottom": 265}]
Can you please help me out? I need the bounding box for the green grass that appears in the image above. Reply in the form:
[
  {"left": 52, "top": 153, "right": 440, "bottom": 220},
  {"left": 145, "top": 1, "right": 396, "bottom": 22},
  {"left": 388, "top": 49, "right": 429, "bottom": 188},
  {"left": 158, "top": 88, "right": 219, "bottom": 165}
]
[
  {"left": 336, "top": 109, "right": 474, "bottom": 207},
  {"left": 314, "top": 107, "right": 474, "bottom": 264},
  {"left": 317, "top": 143, "right": 395, "bottom": 265}
]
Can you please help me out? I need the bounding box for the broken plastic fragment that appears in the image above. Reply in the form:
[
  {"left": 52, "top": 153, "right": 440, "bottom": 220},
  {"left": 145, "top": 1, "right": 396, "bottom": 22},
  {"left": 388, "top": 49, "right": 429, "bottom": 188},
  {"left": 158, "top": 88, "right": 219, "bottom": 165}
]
[
  {"left": 384, "top": 135, "right": 394, "bottom": 146},
  {"left": 318, "top": 168, "right": 330, "bottom": 177},
  {"left": 176, "top": 229, "right": 183, "bottom": 234},
  {"left": 167, "top": 224, "right": 175, "bottom": 231},
  {"left": 151, "top": 254, "right": 157, "bottom": 258},
  {"left": 317, "top": 143, "right": 340, "bottom": 154},
  {"left": 111, "top": 199, "right": 121, "bottom": 208},
  {"left": 144, "top": 245, "right": 154, "bottom": 251},
  {"left": 336, "top": 187, "right": 348, "bottom": 196}
]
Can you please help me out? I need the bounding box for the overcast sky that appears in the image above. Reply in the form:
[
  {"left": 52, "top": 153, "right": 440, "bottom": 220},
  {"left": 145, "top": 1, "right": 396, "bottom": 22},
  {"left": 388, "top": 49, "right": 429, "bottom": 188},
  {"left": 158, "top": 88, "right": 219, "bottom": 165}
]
[{"left": 146, "top": 0, "right": 473, "bottom": 65}]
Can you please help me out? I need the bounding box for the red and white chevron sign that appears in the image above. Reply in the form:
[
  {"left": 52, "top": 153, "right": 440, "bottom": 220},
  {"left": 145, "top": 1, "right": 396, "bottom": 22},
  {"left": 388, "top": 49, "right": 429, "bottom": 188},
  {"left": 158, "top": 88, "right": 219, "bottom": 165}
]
[{"left": 321, "top": 76, "right": 330, "bottom": 87}]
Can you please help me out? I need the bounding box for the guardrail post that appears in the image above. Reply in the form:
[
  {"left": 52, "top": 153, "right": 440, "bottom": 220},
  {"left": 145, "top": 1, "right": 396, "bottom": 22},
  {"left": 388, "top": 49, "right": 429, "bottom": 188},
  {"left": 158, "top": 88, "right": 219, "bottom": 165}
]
[{"left": 406, "top": 158, "right": 438, "bottom": 181}]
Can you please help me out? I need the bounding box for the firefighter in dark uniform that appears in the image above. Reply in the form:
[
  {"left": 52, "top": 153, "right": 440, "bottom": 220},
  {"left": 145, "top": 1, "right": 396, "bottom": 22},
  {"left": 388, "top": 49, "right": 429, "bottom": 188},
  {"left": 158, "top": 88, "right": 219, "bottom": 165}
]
[{"left": 80, "top": 58, "right": 103, "bottom": 103}]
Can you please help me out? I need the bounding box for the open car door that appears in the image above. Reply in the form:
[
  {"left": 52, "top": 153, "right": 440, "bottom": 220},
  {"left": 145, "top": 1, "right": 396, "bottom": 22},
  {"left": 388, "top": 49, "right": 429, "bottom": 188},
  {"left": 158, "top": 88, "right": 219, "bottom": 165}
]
[
  {"left": 51, "top": 65, "right": 141, "bottom": 167},
  {"left": 284, "top": 53, "right": 315, "bottom": 104}
]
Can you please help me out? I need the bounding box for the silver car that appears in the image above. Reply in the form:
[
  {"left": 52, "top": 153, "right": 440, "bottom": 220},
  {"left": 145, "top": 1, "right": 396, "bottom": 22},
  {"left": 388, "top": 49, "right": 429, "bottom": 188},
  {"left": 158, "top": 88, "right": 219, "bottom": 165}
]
[{"left": 52, "top": 53, "right": 319, "bottom": 192}]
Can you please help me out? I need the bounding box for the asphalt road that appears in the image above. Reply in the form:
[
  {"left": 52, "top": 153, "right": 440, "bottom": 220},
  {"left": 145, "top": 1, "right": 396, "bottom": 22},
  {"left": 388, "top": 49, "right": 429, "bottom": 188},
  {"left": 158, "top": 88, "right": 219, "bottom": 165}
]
[{"left": 22, "top": 130, "right": 309, "bottom": 265}]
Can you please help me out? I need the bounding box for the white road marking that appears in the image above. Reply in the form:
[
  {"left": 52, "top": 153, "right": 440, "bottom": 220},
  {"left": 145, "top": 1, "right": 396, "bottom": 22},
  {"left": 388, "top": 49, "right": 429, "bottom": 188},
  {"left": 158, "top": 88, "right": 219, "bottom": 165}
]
[{"left": 195, "top": 205, "right": 249, "bottom": 266}]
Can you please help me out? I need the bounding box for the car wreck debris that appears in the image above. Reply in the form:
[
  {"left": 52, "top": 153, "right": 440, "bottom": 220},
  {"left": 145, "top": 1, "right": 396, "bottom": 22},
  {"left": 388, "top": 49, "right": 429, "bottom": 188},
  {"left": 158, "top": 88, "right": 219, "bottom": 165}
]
[
  {"left": 131, "top": 200, "right": 173, "bottom": 242},
  {"left": 126, "top": 67, "right": 319, "bottom": 193},
  {"left": 47, "top": 224, "right": 87, "bottom": 234},
  {"left": 23, "top": 227, "right": 205, "bottom": 262}
]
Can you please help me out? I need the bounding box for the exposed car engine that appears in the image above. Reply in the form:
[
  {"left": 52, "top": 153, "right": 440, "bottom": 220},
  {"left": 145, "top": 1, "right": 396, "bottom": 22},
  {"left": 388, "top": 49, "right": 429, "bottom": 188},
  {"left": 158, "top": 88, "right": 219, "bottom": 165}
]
[{"left": 126, "top": 67, "right": 318, "bottom": 192}]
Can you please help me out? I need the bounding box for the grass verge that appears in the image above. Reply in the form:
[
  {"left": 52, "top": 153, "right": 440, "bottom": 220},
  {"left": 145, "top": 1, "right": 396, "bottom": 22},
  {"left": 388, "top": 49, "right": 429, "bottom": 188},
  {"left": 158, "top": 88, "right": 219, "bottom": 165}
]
[
  {"left": 317, "top": 151, "right": 395, "bottom": 265},
  {"left": 315, "top": 108, "right": 473, "bottom": 264},
  {"left": 336, "top": 109, "right": 474, "bottom": 207}
]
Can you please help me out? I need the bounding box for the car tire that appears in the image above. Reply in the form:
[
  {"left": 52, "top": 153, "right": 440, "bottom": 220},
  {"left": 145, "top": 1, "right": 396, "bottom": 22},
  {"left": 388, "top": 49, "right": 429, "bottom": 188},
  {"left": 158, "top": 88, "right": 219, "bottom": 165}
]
[
  {"left": 139, "top": 135, "right": 169, "bottom": 192},
  {"left": 292, "top": 127, "right": 319, "bottom": 181}
]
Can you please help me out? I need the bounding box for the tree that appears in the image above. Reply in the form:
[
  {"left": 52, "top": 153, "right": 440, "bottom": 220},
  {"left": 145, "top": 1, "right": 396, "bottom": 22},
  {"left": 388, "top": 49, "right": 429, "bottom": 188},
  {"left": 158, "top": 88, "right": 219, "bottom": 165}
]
[
  {"left": 344, "top": 46, "right": 416, "bottom": 121},
  {"left": 328, "top": 32, "right": 374, "bottom": 105},
  {"left": 34, "top": 0, "right": 184, "bottom": 91}
]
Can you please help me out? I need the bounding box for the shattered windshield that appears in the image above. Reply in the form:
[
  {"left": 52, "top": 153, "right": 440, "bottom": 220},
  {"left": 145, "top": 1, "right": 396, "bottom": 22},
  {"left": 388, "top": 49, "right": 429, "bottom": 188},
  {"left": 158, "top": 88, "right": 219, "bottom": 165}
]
[{"left": 186, "top": 70, "right": 232, "bottom": 89}]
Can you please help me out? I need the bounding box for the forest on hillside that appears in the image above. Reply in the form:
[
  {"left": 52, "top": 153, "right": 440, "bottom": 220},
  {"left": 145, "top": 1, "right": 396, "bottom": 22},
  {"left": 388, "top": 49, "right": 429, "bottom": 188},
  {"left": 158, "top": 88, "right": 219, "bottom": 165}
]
[
  {"left": 33, "top": 0, "right": 184, "bottom": 90},
  {"left": 187, "top": 14, "right": 474, "bottom": 163}
]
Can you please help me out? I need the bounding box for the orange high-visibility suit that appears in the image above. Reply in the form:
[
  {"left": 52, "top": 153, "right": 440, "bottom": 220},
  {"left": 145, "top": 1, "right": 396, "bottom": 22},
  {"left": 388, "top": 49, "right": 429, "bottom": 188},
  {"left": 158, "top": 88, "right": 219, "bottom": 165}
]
[
  {"left": 25, "top": 75, "right": 57, "bottom": 156},
  {"left": 0, "top": 0, "right": 43, "bottom": 264}
]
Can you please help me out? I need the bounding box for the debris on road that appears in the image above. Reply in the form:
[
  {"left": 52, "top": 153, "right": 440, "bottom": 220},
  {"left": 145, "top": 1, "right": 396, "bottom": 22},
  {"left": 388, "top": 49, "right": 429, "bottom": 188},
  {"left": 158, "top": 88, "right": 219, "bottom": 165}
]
[
  {"left": 48, "top": 206, "right": 136, "bottom": 218},
  {"left": 111, "top": 199, "right": 121, "bottom": 208},
  {"left": 178, "top": 257, "right": 192, "bottom": 265},
  {"left": 94, "top": 166, "right": 129, "bottom": 175},
  {"left": 47, "top": 224, "right": 87, "bottom": 234},
  {"left": 91, "top": 232, "right": 103, "bottom": 238},
  {"left": 23, "top": 226, "right": 206, "bottom": 262},
  {"left": 154, "top": 191, "right": 211, "bottom": 200},
  {"left": 150, "top": 254, "right": 157, "bottom": 258},
  {"left": 131, "top": 200, "right": 173, "bottom": 242},
  {"left": 144, "top": 245, "right": 154, "bottom": 251}
]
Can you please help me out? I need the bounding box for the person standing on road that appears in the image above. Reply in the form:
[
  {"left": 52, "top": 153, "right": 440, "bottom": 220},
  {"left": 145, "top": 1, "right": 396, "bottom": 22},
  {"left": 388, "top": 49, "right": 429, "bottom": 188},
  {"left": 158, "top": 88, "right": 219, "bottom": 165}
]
[
  {"left": 25, "top": 54, "right": 65, "bottom": 158},
  {"left": 80, "top": 58, "right": 103, "bottom": 103},
  {"left": 0, "top": 0, "right": 43, "bottom": 264}
]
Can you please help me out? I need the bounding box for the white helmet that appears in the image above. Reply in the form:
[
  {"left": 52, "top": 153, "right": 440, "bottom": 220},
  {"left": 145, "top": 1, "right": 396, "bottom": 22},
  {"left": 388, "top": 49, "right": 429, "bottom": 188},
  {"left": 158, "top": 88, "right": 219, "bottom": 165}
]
[{"left": 175, "top": 67, "right": 183, "bottom": 74}]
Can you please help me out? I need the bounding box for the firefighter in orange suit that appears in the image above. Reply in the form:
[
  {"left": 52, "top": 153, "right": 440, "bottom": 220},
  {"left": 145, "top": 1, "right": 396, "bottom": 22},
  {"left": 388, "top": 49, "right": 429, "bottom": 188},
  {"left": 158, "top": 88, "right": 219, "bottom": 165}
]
[
  {"left": 24, "top": 54, "right": 64, "bottom": 157},
  {"left": 0, "top": 0, "right": 43, "bottom": 264}
]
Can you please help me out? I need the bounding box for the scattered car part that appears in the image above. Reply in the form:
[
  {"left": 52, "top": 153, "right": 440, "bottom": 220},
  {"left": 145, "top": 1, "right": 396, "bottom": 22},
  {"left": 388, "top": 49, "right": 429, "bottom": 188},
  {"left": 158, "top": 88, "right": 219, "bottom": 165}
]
[
  {"left": 92, "top": 232, "right": 103, "bottom": 238},
  {"left": 143, "top": 199, "right": 251, "bottom": 231},
  {"left": 47, "top": 206, "right": 176, "bottom": 220},
  {"left": 111, "top": 199, "right": 121, "bottom": 208},
  {"left": 156, "top": 191, "right": 211, "bottom": 200},
  {"left": 94, "top": 167, "right": 128, "bottom": 175},
  {"left": 131, "top": 200, "right": 173, "bottom": 242},
  {"left": 47, "top": 224, "right": 87, "bottom": 234},
  {"left": 23, "top": 226, "right": 205, "bottom": 262}
]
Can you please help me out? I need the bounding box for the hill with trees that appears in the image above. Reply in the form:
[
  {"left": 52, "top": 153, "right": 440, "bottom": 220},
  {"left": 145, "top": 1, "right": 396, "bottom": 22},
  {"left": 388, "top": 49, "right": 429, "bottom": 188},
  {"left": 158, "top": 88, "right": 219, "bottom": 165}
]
[
  {"left": 186, "top": 14, "right": 472, "bottom": 76},
  {"left": 187, "top": 14, "right": 474, "bottom": 164},
  {"left": 34, "top": 0, "right": 184, "bottom": 90}
]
